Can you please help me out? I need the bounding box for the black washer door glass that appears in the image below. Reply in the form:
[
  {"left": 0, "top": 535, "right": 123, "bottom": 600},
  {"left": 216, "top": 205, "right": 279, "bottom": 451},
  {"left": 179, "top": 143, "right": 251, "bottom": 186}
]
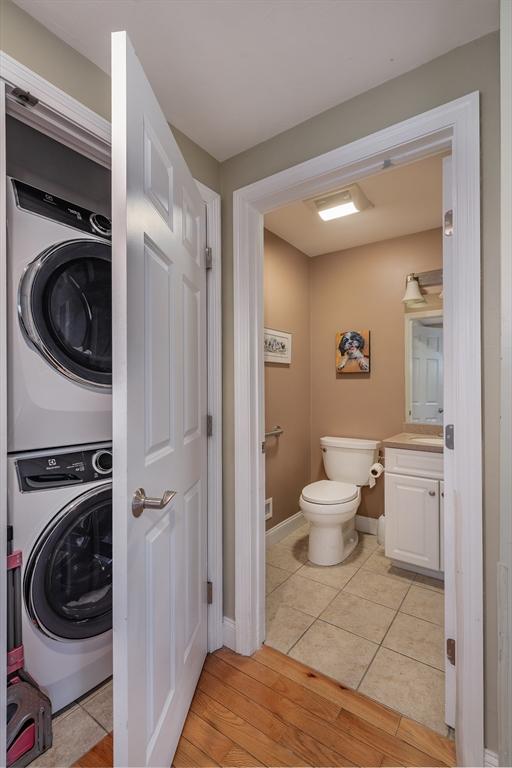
[
  {"left": 30, "top": 240, "right": 111, "bottom": 387},
  {"left": 27, "top": 486, "right": 112, "bottom": 640}
]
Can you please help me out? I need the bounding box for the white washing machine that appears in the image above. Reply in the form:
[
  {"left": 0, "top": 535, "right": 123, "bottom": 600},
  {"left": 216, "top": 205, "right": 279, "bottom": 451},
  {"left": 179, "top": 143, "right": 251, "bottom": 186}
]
[
  {"left": 8, "top": 442, "right": 113, "bottom": 713},
  {"left": 7, "top": 177, "right": 112, "bottom": 452}
]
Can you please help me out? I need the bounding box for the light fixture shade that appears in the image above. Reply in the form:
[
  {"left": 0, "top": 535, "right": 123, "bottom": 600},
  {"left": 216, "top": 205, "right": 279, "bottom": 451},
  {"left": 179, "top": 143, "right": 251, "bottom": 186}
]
[{"left": 402, "top": 274, "right": 426, "bottom": 304}]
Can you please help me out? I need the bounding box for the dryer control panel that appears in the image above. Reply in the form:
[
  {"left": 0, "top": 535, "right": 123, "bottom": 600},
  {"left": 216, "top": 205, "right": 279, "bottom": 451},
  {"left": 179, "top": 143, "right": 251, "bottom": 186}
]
[
  {"left": 16, "top": 446, "right": 112, "bottom": 492},
  {"left": 11, "top": 179, "right": 111, "bottom": 238}
]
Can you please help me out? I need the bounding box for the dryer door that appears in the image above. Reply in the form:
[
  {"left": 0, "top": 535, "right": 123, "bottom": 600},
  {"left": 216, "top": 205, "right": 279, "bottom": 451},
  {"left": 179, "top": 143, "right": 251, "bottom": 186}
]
[
  {"left": 19, "top": 239, "right": 112, "bottom": 388},
  {"left": 25, "top": 484, "right": 112, "bottom": 640}
]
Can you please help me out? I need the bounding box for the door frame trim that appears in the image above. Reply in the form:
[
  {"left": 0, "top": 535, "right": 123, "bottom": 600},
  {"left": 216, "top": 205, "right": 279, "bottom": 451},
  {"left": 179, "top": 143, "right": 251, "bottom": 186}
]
[
  {"left": 499, "top": 0, "right": 512, "bottom": 763},
  {"left": 0, "top": 57, "right": 224, "bottom": 757},
  {"left": 233, "top": 92, "right": 483, "bottom": 766},
  {"left": 0, "top": 78, "right": 7, "bottom": 766},
  {"left": 196, "top": 180, "right": 224, "bottom": 652}
]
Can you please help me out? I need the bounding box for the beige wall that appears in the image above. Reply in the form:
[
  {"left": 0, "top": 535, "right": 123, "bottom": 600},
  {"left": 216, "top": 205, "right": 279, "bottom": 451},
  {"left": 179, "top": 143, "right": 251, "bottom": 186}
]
[
  {"left": 264, "top": 230, "right": 311, "bottom": 531},
  {"left": 221, "top": 32, "right": 499, "bottom": 749},
  {"left": 310, "top": 229, "right": 442, "bottom": 519},
  {"left": 0, "top": 0, "right": 221, "bottom": 193}
]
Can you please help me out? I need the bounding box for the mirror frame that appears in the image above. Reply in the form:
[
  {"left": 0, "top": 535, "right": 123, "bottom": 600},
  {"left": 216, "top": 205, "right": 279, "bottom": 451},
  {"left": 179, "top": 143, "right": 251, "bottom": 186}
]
[{"left": 404, "top": 308, "right": 444, "bottom": 425}]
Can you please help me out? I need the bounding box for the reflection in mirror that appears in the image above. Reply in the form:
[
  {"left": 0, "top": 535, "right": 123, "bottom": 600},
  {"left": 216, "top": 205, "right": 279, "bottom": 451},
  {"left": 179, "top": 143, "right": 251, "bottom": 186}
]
[{"left": 405, "top": 310, "right": 443, "bottom": 425}]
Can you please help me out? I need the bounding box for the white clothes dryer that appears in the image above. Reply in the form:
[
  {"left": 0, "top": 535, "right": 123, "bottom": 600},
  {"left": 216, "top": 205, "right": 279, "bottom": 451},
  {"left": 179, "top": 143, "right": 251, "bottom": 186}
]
[
  {"left": 8, "top": 442, "right": 113, "bottom": 712},
  {"left": 7, "top": 177, "right": 112, "bottom": 452}
]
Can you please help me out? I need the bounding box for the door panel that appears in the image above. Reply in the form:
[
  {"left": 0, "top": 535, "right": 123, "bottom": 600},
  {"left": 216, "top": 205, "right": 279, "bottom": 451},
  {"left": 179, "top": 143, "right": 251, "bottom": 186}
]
[
  {"left": 384, "top": 473, "right": 440, "bottom": 570},
  {"left": 112, "top": 31, "right": 207, "bottom": 768}
]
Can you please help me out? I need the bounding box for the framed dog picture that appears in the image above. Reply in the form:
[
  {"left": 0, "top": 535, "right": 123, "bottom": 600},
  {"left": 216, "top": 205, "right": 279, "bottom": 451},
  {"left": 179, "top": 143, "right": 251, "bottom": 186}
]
[
  {"left": 336, "top": 330, "right": 370, "bottom": 373},
  {"left": 264, "top": 328, "right": 292, "bottom": 364}
]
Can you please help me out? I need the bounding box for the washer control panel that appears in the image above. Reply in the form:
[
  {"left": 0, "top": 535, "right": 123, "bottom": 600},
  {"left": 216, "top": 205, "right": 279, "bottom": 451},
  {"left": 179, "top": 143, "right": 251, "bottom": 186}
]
[
  {"left": 12, "top": 179, "right": 111, "bottom": 239},
  {"left": 16, "top": 446, "right": 112, "bottom": 492}
]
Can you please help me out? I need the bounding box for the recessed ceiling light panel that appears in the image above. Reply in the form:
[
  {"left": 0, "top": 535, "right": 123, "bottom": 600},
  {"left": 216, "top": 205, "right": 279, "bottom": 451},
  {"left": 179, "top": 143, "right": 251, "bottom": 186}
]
[{"left": 313, "top": 184, "right": 373, "bottom": 221}]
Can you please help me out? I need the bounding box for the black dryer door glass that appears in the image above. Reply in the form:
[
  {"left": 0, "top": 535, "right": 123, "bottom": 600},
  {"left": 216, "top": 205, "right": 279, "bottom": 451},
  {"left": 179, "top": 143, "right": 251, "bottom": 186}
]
[{"left": 26, "top": 240, "right": 111, "bottom": 387}]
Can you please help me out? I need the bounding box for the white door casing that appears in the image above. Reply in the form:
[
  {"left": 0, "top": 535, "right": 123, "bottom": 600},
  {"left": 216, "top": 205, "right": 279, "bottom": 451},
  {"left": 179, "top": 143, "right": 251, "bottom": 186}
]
[
  {"left": 442, "top": 155, "right": 456, "bottom": 732},
  {"left": 112, "top": 31, "right": 207, "bottom": 768}
]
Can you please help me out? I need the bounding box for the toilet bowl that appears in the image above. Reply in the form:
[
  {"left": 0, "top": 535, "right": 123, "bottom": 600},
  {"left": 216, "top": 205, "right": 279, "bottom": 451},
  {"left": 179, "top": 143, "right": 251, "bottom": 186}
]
[{"left": 300, "top": 437, "right": 380, "bottom": 566}]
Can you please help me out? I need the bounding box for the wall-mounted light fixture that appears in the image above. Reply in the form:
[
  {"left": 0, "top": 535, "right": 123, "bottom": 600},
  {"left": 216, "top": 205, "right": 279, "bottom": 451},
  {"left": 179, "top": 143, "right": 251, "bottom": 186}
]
[
  {"left": 402, "top": 273, "right": 426, "bottom": 306},
  {"left": 313, "top": 184, "right": 373, "bottom": 221}
]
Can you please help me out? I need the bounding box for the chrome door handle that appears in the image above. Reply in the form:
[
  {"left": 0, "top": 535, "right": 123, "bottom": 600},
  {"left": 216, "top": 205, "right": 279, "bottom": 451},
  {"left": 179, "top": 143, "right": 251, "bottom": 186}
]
[{"left": 132, "top": 487, "right": 177, "bottom": 518}]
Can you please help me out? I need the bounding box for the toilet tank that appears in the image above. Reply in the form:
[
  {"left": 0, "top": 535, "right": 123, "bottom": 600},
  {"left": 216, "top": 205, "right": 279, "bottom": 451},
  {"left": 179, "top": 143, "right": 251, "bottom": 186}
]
[{"left": 320, "top": 436, "right": 380, "bottom": 486}]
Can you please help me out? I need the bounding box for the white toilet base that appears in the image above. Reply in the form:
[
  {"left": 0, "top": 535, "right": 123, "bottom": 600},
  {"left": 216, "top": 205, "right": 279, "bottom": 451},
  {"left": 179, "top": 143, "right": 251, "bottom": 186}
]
[{"left": 308, "top": 517, "right": 359, "bottom": 566}]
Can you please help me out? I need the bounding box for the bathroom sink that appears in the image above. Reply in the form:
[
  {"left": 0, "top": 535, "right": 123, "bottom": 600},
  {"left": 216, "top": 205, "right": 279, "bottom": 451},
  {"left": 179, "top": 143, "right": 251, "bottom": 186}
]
[{"left": 410, "top": 436, "right": 444, "bottom": 446}]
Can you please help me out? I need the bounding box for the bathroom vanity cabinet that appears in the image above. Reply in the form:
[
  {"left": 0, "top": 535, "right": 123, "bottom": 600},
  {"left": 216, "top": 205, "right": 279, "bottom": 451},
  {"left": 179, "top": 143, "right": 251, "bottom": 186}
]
[{"left": 384, "top": 447, "right": 444, "bottom": 573}]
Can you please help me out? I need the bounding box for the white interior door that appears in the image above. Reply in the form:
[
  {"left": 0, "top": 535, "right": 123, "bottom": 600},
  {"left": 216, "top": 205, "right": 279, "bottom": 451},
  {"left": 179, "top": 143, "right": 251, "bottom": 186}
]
[
  {"left": 442, "top": 155, "right": 456, "bottom": 731},
  {"left": 112, "top": 32, "right": 208, "bottom": 768},
  {"left": 411, "top": 324, "right": 443, "bottom": 423}
]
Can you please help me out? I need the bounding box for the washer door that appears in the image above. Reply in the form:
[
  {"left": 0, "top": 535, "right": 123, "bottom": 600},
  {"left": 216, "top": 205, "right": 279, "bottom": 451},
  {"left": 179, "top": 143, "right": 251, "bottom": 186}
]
[
  {"left": 19, "top": 239, "right": 111, "bottom": 388},
  {"left": 25, "top": 484, "right": 112, "bottom": 640}
]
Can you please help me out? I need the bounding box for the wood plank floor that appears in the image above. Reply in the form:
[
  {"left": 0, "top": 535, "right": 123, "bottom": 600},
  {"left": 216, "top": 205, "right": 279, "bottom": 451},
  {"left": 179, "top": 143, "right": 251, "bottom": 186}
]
[{"left": 74, "top": 645, "right": 456, "bottom": 767}]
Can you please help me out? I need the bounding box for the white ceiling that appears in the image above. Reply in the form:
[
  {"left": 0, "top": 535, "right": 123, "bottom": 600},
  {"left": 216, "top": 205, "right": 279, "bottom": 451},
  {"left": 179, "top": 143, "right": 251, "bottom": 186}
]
[
  {"left": 13, "top": 0, "right": 498, "bottom": 161},
  {"left": 264, "top": 154, "right": 443, "bottom": 257}
]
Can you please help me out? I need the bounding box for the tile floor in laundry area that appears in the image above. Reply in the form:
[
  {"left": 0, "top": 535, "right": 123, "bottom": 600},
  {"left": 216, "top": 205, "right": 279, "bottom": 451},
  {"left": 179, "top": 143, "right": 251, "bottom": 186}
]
[
  {"left": 30, "top": 680, "right": 112, "bottom": 767},
  {"left": 266, "top": 523, "right": 447, "bottom": 736}
]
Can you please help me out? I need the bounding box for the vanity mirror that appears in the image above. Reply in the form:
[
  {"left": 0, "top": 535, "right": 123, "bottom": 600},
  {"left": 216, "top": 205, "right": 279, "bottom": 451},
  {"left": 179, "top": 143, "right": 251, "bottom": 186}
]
[{"left": 405, "top": 309, "right": 443, "bottom": 425}]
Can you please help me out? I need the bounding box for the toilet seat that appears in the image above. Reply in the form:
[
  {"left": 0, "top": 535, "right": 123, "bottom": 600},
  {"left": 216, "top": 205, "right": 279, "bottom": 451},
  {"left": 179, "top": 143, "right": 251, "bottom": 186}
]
[{"left": 301, "top": 480, "right": 358, "bottom": 505}]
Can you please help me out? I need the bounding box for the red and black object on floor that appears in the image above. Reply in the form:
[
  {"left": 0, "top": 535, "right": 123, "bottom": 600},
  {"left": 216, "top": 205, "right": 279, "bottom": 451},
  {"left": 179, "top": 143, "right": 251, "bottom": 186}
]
[{"left": 6, "top": 525, "right": 52, "bottom": 767}]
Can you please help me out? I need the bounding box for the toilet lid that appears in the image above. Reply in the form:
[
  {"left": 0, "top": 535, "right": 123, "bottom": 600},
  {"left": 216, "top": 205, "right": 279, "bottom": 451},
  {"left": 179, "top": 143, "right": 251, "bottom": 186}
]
[{"left": 302, "top": 480, "right": 358, "bottom": 504}]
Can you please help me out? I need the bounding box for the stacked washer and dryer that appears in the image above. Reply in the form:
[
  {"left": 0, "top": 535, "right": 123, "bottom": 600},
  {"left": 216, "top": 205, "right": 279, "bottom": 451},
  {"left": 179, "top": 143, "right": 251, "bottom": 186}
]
[{"left": 7, "top": 178, "right": 113, "bottom": 713}]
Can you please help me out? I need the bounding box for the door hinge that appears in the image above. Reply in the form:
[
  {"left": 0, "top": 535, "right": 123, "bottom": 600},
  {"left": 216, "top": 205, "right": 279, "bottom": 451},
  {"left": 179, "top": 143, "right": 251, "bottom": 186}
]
[
  {"left": 207, "top": 581, "right": 213, "bottom": 604},
  {"left": 444, "top": 209, "right": 454, "bottom": 237},
  {"left": 447, "top": 638, "right": 456, "bottom": 666},
  {"left": 11, "top": 87, "right": 39, "bottom": 108},
  {"left": 205, "top": 246, "right": 213, "bottom": 270},
  {"left": 445, "top": 423, "right": 454, "bottom": 450},
  {"left": 207, "top": 414, "right": 213, "bottom": 437}
]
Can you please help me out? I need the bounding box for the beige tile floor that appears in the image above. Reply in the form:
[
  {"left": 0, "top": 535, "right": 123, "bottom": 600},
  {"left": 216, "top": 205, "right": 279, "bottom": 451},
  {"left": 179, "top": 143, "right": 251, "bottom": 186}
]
[
  {"left": 29, "top": 679, "right": 112, "bottom": 767},
  {"left": 265, "top": 524, "right": 447, "bottom": 736}
]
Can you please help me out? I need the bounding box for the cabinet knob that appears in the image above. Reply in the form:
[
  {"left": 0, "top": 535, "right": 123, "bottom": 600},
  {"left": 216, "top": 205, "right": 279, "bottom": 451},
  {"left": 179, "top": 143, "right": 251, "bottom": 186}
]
[{"left": 429, "top": 490, "right": 436, "bottom": 497}]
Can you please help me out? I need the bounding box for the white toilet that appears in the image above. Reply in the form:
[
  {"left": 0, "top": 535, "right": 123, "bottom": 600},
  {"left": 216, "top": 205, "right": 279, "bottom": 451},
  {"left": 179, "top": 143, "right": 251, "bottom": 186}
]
[{"left": 300, "top": 436, "right": 380, "bottom": 566}]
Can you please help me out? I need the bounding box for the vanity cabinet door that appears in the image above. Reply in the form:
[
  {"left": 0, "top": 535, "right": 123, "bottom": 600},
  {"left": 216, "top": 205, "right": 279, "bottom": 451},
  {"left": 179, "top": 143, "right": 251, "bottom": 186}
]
[{"left": 385, "top": 473, "right": 440, "bottom": 570}]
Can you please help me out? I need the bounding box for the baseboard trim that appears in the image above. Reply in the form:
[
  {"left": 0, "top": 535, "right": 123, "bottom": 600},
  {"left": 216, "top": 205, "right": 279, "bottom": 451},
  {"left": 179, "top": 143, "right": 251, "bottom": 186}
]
[
  {"left": 265, "top": 511, "right": 305, "bottom": 548},
  {"left": 485, "top": 748, "right": 499, "bottom": 767},
  {"left": 222, "top": 617, "right": 236, "bottom": 650},
  {"left": 265, "top": 511, "right": 377, "bottom": 542},
  {"left": 355, "top": 514, "right": 379, "bottom": 535}
]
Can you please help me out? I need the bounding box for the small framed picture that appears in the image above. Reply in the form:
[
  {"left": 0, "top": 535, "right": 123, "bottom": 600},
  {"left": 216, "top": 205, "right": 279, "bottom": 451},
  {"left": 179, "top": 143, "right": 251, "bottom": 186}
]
[
  {"left": 264, "top": 328, "right": 292, "bottom": 364},
  {"left": 336, "top": 329, "right": 371, "bottom": 373}
]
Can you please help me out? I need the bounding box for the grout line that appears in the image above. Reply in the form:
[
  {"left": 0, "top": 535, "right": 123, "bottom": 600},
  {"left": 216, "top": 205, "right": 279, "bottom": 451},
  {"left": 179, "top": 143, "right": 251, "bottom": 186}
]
[
  {"left": 318, "top": 606, "right": 398, "bottom": 643},
  {"left": 398, "top": 605, "right": 444, "bottom": 628},
  {"left": 284, "top": 616, "right": 319, "bottom": 656},
  {"left": 378, "top": 643, "right": 446, "bottom": 674},
  {"left": 78, "top": 703, "right": 110, "bottom": 735},
  {"left": 379, "top": 582, "right": 414, "bottom": 646}
]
